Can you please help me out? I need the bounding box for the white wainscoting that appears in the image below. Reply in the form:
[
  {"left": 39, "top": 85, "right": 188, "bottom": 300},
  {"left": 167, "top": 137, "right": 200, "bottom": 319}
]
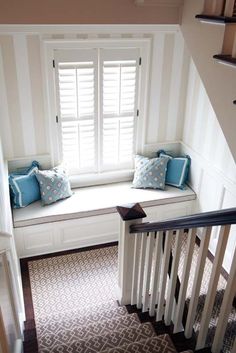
[
  {"left": 180, "top": 142, "right": 236, "bottom": 272},
  {"left": 14, "top": 200, "right": 194, "bottom": 258}
]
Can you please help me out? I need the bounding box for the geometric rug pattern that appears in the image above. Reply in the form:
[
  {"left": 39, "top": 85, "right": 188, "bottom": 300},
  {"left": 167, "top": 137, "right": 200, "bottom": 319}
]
[{"left": 28, "top": 243, "right": 235, "bottom": 353}]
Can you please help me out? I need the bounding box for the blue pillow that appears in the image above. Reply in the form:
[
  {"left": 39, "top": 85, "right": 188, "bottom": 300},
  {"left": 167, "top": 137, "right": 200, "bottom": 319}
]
[
  {"left": 157, "top": 150, "right": 191, "bottom": 189},
  {"left": 35, "top": 168, "right": 72, "bottom": 206},
  {"left": 132, "top": 155, "right": 168, "bottom": 190},
  {"left": 9, "top": 161, "right": 41, "bottom": 208}
]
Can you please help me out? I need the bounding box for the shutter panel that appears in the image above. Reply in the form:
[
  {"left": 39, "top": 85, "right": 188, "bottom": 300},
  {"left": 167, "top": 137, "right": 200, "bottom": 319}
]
[
  {"left": 101, "top": 50, "right": 139, "bottom": 171},
  {"left": 55, "top": 50, "right": 97, "bottom": 173}
]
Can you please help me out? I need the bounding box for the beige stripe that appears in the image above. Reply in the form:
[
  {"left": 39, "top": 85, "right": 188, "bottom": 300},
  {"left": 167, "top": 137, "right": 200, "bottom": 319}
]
[
  {"left": 157, "top": 33, "right": 175, "bottom": 142},
  {"left": 186, "top": 68, "right": 201, "bottom": 146},
  {"left": 0, "top": 35, "right": 25, "bottom": 157},
  {"left": 176, "top": 45, "right": 190, "bottom": 140},
  {"left": 27, "top": 35, "right": 48, "bottom": 155}
]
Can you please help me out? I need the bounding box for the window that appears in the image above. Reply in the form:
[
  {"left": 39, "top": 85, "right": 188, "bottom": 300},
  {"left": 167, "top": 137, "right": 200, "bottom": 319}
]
[{"left": 54, "top": 47, "right": 140, "bottom": 176}]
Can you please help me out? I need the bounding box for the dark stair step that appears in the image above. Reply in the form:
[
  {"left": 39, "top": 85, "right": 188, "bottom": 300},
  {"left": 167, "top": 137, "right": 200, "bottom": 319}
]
[
  {"left": 213, "top": 54, "right": 236, "bottom": 66},
  {"left": 23, "top": 338, "right": 38, "bottom": 353},
  {"left": 195, "top": 14, "right": 236, "bottom": 23}
]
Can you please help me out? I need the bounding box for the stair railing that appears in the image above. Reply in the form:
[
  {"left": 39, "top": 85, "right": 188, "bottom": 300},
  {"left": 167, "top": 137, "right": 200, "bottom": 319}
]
[
  {"left": 116, "top": 204, "right": 236, "bottom": 353},
  {"left": 0, "top": 248, "right": 22, "bottom": 353}
]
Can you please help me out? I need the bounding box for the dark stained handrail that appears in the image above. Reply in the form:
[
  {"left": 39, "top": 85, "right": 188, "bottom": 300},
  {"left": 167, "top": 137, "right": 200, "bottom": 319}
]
[{"left": 129, "top": 207, "right": 236, "bottom": 234}]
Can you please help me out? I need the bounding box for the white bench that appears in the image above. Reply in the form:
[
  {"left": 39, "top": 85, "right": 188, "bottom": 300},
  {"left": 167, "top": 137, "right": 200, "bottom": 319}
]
[{"left": 13, "top": 182, "right": 196, "bottom": 258}]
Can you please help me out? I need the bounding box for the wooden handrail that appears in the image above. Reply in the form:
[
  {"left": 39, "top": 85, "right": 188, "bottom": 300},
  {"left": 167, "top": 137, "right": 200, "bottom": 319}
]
[{"left": 129, "top": 207, "right": 236, "bottom": 234}]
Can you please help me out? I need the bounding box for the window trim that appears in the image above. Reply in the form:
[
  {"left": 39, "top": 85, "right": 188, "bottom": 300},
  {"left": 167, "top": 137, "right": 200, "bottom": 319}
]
[{"left": 43, "top": 38, "right": 151, "bottom": 187}]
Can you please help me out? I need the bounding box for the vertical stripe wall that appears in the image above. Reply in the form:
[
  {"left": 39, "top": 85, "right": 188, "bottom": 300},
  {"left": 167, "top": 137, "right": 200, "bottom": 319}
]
[
  {"left": 0, "top": 29, "right": 190, "bottom": 160},
  {"left": 182, "top": 59, "right": 236, "bottom": 184},
  {"left": 181, "top": 59, "right": 236, "bottom": 272}
]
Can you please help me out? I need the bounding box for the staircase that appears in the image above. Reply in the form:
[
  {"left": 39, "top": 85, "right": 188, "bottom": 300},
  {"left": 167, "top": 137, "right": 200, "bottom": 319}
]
[
  {"left": 116, "top": 205, "right": 236, "bottom": 353},
  {"left": 23, "top": 302, "right": 194, "bottom": 353},
  {"left": 180, "top": 0, "right": 236, "bottom": 162}
]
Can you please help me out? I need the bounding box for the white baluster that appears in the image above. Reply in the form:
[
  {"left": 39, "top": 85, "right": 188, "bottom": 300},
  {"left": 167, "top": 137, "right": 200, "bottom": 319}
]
[
  {"left": 173, "top": 228, "right": 196, "bottom": 333},
  {"left": 232, "top": 33, "right": 236, "bottom": 58},
  {"left": 212, "top": 246, "right": 236, "bottom": 353},
  {"left": 131, "top": 234, "right": 141, "bottom": 306},
  {"left": 196, "top": 225, "right": 231, "bottom": 350},
  {"left": 149, "top": 231, "right": 163, "bottom": 316},
  {"left": 165, "top": 229, "right": 183, "bottom": 326},
  {"left": 137, "top": 233, "right": 147, "bottom": 309},
  {"left": 224, "top": 0, "right": 235, "bottom": 16},
  {"left": 142, "top": 232, "right": 155, "bottom": 312},
  {"left": 156, "top": 230, "right": 173, "bottom": 322},
  {"left": 184, "top": 227, "right": 212, "bottom": 338},
  {"left": 204, "top": 0, "right": 225, "bottom": 15},
  {"left": 0, "top": 306, "right": 10, "bottom": 353}
]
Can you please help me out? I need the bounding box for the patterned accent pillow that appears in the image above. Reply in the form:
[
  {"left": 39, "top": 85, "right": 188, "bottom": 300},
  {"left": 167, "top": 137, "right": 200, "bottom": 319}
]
[
  {"left": 9, "top": 161, "right": 41, "bottom": 208},
  {"left": 132, "top": 155, "right": 168, "bottom": 190},
  {"left": 157, "top": 150, "right": 191, "bottom": 189},
  {"left": 36, "top": 168, "right": 73, "bottom": 206}
]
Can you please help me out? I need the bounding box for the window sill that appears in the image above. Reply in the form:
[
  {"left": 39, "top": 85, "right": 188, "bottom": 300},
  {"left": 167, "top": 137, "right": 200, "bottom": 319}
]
[{"left": 69, "top": 170, "right": 134, "bottom": 189}]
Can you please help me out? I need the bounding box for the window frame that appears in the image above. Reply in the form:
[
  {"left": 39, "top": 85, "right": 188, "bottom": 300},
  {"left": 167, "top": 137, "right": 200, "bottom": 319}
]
[{"left": 44, "top": 38, "right": 151, "bottom": 187}]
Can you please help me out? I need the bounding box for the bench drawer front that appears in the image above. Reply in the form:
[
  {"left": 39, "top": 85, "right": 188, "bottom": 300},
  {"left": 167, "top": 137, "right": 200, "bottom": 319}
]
[
  {"left": 144, "top": 200, "right": 194, "bottom": 222},
  {"left": 14, "top": 224, "right": 55, "bottom": 257},
  {"left": 56, "top": 214, "right": 119, "bottom": 250},
  {"left": 14, "top": 213, "right": 119, "bottom": 258}
]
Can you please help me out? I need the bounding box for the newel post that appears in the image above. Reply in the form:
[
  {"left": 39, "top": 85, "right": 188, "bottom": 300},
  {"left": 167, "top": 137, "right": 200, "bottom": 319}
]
[{"left": 116, "top": 203, "right": 146, "bottom": 306}]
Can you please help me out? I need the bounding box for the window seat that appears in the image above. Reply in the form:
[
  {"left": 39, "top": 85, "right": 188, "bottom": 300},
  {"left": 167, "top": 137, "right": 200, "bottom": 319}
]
[
  {"left": 13, "top": 182, "right": 196, "bottom": 258},
  {"left": 13, "top": 182, "right": 196, "bottom": 228}
]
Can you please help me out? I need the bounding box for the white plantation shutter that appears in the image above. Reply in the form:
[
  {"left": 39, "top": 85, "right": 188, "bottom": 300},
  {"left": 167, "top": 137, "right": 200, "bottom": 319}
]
[
  {"left": 54, "top": 47, "right": 140, "bottom": 175},
  {"left": 101, "top": 49, "right": 139, "bottom": 170},
  {"left": 55, "top": 50, "right": 97, "bottom": 173}
]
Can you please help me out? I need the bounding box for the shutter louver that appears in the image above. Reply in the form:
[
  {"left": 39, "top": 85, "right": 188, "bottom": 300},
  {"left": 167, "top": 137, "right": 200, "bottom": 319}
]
[
  {"left": 102, "top": 60, "right": 138, "bottom": 169},
  {"left": 58, "top": 61, "right": 96, "bottom": 173},
  {"left": 55, "top": 48, "right": 139, "bottom": 176}
]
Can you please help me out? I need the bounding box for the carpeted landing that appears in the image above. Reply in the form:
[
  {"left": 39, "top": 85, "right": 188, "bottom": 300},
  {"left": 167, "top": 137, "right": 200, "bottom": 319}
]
[
  {"left": 26, "top": 242, "right": 235, "bottom": 353},
  {"left": 28, "top": 245, "right": 186, "bottom": 353}
]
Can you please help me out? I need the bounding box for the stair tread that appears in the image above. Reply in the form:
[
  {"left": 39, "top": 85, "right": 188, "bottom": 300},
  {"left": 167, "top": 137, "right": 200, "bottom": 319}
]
[
  {"left": 38, "top": 322, "right": 155, "bottom": 353},
  {"left": 100, "top": 334, "right": 177, "bottom": 353},
  {"left": 37, "top": 313, "right": 140, "bottom": 351},
  {"left": 195, "top": 14, "right": 236, "bottom": 23},
  {"left": 36, "top": 305, "right": 128, "bottom": 335},
  {"left": 213, "top": 54, "right": 236, "bottom": 65}
]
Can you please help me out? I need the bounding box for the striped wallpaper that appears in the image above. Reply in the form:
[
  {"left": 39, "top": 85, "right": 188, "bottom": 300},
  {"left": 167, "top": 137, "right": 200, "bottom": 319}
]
[
  {"left": 181, "top": 59, "right": 236, "bottom": 271},
  {"left": 0, "top": 28, "right": 189, "bottom": 160},
  {"left": 182, "top": 59, "right": 236, "bottom": 184}
]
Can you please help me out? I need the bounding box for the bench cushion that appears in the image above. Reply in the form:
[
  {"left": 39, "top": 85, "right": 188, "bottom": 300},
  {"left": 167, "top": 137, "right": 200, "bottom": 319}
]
[{"left": 13, "top": 182, "right": 196, "bottom": 228}]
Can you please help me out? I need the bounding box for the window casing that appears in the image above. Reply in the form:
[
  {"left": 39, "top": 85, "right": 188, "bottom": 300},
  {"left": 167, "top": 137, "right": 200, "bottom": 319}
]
[{"left": 45, "top": 39, "right": 150, "bottom": 186}]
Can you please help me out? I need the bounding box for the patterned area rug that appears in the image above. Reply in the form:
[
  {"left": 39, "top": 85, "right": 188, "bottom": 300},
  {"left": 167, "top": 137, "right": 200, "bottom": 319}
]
[{"left": 28, "top": 242, "right": 235, "bottom": 353}]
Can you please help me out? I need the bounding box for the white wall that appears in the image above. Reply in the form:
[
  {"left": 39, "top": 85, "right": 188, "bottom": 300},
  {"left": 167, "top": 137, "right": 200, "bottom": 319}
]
[
  {"left": 181, "top": 59, "right": 236, "bottom": 272},
  {"left": 181, "top": 0, "right": 236, "bottom": 162},
  {"left": 0, "top": 136, "right": 25, "bottom": 329},
  {"left": 0, "top": 25, "right": 190, "bottom": 162}
]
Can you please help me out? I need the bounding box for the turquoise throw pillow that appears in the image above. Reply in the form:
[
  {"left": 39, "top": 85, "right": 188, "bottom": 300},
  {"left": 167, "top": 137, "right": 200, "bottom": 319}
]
[
  {"left": 36, "top": 168, "right": 72, "bottom": 206},
  {"left": 9, "top": 161, "right": 41, "bottom": 208},
  {"left": 132, "top": 155, "right": 168, "bottom": 190},
  {"left": 157, "top": 150, "right": 191, "bottom": 189}
]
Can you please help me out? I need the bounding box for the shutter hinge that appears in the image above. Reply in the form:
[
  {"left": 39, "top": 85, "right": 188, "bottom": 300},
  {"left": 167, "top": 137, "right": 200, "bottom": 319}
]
[
  {"left": 137, "top": 109, "right": 139, "bottom": 117},
  {"left": 53, "top": 59, "right": 55, "bottom": 68},
  {"left": 56, "top": 115, "right": 59, "bottom": 123},
  {"left": 139, "top": 57, "right": 142, "bottom": 66}
]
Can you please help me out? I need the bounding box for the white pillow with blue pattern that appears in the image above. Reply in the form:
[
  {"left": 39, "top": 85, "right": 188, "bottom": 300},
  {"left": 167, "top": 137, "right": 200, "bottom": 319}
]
[
  {"left": 36, "top": 167, "right": 72, "bottom": 206},
  {"left": 132, "top": 155, "right": 168, "bottom": 190}
]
